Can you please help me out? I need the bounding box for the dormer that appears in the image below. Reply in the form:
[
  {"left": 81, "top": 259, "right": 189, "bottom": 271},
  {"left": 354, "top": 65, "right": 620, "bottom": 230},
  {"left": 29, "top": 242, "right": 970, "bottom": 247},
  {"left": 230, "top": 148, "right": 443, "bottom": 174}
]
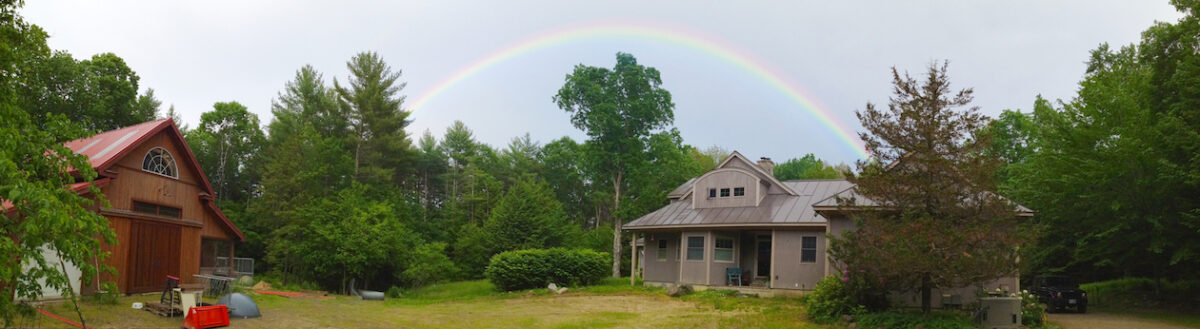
[{"left": 689, "top": 151, "right": 798, "bottom": 209}]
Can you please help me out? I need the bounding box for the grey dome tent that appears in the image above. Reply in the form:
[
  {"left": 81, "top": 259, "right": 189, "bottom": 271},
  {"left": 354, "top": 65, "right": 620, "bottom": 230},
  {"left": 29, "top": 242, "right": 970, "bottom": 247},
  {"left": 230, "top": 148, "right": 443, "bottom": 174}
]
[{"left": 217, "top": 293, "right": 261, "bottom": 319}]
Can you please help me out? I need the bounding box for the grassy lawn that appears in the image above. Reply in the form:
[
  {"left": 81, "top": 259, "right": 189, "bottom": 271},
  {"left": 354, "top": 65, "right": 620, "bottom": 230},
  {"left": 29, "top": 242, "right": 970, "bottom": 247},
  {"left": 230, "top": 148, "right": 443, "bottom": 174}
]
[
  {"left": 23, "top": 278, "right": 825, "bottom": 328},
  {"left": 1088, "top": 305, "right": 1200, "bottom": 329}
]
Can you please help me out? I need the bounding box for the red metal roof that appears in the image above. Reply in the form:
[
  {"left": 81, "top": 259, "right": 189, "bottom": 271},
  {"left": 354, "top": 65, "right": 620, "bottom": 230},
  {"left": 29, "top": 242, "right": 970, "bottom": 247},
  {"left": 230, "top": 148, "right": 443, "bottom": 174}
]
[{"left": 12, "top": 119, "right": 245, "bottom": 241}]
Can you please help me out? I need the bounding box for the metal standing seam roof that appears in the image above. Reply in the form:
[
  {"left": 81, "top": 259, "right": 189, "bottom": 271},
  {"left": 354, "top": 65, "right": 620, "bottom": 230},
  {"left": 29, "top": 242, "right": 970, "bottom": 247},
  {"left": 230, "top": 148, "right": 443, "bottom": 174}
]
[
  {"left": 5, "top": 119, "right": 246, "bottom": 241},
  {"left": 625, "top": 179, "right": 854, "bottom": 228},
  {"left": 811, "top": 186, "right": 1035, "bottom": 214}
]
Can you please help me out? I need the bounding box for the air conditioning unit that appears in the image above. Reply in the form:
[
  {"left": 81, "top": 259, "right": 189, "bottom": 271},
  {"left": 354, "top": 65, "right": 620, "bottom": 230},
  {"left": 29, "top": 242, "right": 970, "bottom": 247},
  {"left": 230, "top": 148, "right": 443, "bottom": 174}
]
[{"left": 977, "top": 297, "right": 1021, "bottom": 329}]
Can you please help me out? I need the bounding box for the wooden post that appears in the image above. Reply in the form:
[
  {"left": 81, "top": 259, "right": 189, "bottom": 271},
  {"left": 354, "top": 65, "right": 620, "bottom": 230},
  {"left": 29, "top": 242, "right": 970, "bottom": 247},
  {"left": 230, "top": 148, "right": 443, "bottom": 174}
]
[
  {"left": 227, "top": 240, "right": 235, "bottom": 278},
  {"left": 630, "top": 232, "right": 638, "bottom": 286}
]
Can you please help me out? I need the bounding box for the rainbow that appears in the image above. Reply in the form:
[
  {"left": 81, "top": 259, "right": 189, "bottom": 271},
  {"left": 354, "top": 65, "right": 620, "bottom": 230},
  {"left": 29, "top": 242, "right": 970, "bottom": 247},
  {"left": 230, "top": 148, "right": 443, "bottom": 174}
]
[{"left": 408, "top": 21, "right": 869, "bottom": 159}]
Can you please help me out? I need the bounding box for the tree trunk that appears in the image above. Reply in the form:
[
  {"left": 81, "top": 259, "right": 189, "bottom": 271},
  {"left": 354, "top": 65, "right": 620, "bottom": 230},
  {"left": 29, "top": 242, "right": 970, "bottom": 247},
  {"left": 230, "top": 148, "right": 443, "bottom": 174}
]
[
  {"left": 921, "top": 274, "right": 932, "bottom": 314},
  {"left": 611, "top": 172, "right": 623, "bottom": 278}
]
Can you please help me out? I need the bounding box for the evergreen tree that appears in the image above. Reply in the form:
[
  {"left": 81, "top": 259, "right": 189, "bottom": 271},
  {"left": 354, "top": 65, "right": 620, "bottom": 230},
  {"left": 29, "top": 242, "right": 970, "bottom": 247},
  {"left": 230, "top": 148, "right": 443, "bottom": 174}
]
[{"left": 334, "top": 51, "right": 413, "bottom": 186}]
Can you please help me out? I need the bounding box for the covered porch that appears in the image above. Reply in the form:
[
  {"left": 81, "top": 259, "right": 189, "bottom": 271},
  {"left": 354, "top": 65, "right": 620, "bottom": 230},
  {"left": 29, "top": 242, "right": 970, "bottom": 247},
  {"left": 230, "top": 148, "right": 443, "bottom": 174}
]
[{"left": 629, "top": 227, "right": 828, "bottom": 291}]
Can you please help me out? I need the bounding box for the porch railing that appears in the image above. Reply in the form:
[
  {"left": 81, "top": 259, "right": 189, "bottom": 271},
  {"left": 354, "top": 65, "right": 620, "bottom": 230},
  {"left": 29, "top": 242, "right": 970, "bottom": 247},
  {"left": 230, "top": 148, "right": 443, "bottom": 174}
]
[{"left": 213, "top": 257, "right": 254, "bottom": 277}]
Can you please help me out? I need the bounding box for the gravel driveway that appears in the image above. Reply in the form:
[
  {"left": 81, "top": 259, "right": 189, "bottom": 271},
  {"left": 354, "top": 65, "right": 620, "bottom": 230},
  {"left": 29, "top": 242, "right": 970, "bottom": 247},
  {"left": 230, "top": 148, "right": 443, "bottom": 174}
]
[{"left": 1049, "top": 312, "right": 1194, "bottom": 329}]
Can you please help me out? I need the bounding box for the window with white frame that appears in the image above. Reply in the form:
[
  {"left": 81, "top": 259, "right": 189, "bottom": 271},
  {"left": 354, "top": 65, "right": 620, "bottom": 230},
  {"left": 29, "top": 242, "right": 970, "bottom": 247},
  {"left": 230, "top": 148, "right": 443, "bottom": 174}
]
[
  {"left": 142, "top": 147, "right": 178, "bottom": 178},
  {"left": 801, "top": 236, "right": 818, "bottom": 263},
  {"left": 657, "top": 239, "right": 668, "bottom": 261},
  {"left": 686, "top": 236, "right": 705, "bottom": 261},
  {"left": 733, "top": 187, "right": 745, "bottom": 196},
  {"left": 714, "top": 237, "right": 734, "bottom": 262},
  {"left": 719, "top": 188, "right": 730, "bottom": 197}
]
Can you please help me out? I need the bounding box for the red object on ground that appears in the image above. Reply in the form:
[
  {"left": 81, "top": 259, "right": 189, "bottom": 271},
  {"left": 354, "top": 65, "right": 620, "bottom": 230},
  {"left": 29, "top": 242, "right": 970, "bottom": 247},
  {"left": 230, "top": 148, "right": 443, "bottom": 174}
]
[
  {"left": 182, "top": 305, "right": 230, "bottom": 329},
  {"left": 256, "top": 290, "right": 306, "bottom": 297},
  {"left": 37, "top": 308, "right": 92, "bottom": 329}
]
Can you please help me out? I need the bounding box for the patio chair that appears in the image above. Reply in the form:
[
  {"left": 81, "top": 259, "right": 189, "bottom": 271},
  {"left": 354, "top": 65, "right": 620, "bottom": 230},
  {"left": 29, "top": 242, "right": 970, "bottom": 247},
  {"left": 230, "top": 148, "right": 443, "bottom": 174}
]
[{"left": 726, "top": 268, "right": 743, "bottom": 286}]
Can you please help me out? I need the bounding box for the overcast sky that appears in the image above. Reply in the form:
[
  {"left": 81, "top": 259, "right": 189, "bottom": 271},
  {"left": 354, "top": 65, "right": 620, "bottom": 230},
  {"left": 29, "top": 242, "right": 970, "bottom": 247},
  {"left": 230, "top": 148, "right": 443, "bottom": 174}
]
[{"left": 24, "top": 1, "right": 1182, "bottom": 164}]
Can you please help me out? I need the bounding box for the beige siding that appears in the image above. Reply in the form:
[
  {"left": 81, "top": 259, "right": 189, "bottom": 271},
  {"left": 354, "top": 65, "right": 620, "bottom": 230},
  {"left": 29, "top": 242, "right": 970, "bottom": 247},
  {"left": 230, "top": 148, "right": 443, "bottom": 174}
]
[
  {"left": 692, "top": 169, "right": 761, "bottom": 209},
  {"left": 707, "top": 231, "right": 739, "bottom": 285},
  {"left": 679, "top": 231, "right": 708, "bottom": 284},
  {"left": 771, "top": 229, "right": 826, "bottom": 290},
  {"left": 643, "top": 233, "right": 680, "bottom": 283}
]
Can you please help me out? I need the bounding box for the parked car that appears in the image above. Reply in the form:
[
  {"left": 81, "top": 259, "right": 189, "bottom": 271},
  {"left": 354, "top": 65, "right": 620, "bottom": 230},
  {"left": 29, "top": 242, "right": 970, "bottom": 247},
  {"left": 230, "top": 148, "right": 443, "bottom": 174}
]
[{"left": 1030, "top": 275, "right": 1087, "bottom": 313}]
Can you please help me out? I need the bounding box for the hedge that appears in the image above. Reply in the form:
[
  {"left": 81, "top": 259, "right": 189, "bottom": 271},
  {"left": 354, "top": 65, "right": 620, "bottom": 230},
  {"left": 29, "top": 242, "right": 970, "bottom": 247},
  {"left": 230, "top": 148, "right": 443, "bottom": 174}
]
[{"left": 484, "top": 248, "right": 609, "bottom": 291}]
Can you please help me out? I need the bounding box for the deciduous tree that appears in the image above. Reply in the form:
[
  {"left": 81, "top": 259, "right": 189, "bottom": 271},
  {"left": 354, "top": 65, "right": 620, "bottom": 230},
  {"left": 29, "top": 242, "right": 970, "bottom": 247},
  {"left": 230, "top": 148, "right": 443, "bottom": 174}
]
[{"left": 554, "top": 52, "right": 675, "bottom": 277}]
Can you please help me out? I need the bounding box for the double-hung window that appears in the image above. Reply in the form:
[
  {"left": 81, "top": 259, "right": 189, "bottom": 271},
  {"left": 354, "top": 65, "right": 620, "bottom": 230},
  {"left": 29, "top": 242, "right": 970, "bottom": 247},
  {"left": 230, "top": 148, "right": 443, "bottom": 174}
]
[
  {"left": 801, "top": 236, "right": 818, "bottom": 263},
  {"left": 657, "top": 239, "right": 668, "bottom": 261},
  {"left": 686, "top": 236, "right": 705, "bottom": 261},
  {"left": 714, "top": 237, "right": 734, "bottom": 262}
]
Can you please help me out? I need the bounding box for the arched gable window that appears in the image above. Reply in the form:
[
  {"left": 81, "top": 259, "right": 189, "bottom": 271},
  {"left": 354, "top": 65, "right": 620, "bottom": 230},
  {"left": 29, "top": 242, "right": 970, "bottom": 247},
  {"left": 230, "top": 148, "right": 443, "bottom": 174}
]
[{"left": 142, "top": 147, "right": 178, "bottom": 178}]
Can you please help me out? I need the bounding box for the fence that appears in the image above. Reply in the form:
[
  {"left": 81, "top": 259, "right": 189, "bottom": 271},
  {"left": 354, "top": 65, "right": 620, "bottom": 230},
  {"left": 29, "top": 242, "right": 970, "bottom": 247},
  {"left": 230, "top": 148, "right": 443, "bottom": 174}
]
[{"left": 214, "top": 257, "right": 255, "bottom": 277}]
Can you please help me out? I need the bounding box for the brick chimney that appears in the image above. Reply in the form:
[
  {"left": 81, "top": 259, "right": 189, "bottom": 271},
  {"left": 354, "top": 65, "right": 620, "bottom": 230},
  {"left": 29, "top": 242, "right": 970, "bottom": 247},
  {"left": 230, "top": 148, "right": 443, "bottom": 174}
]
[{"left": 757, "top": 157, "right": 775, "bottom": 175}]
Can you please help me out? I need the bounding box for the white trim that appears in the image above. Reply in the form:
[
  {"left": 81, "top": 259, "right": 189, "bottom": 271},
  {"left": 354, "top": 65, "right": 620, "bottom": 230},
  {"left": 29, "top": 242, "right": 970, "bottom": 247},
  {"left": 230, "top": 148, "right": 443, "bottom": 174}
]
[{"left": 142, "top": 146, "right": 179, "bottom": 179}]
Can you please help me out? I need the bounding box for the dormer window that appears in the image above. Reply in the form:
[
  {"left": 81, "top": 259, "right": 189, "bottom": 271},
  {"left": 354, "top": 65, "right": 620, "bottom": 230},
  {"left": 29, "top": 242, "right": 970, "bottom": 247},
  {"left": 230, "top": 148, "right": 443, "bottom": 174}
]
[
  {"left": 734, "top": 187, "right": 745, "bottom": 197},
  {"left": 708, "top": 188, "right": 717, "bottom": 198},
  {"left": 142, "top": 147, "right": 178, "bottom": 178},
  {"left": 720, "top": 188, "right": 730, "bottom": 197}
]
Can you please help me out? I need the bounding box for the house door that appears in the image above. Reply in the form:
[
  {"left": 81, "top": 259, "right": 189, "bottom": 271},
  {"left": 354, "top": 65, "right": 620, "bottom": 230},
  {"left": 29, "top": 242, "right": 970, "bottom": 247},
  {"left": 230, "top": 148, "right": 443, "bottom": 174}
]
[
  {"left": 127, "top": 221, "right": 182, "bottom": 293},
  {"left": 756, "top": 235, "right": 771, "bottom": 277}
]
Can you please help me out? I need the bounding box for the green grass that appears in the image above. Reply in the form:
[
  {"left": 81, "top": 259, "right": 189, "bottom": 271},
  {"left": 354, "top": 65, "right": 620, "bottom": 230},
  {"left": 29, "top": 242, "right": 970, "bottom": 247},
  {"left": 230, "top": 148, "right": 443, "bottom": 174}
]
[
  {"left": 1077, "top": 278, "right": 1200, "bottom": 328},
  {"left": 22, "top": 278, "right": 828, "bottom": 328}
]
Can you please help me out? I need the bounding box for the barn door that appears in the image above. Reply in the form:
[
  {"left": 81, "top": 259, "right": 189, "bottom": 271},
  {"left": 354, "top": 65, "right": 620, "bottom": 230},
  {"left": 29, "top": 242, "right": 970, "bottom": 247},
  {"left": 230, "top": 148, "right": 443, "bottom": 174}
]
[{"left": 127, "top": 221, "right": 182, "bottom": 293}]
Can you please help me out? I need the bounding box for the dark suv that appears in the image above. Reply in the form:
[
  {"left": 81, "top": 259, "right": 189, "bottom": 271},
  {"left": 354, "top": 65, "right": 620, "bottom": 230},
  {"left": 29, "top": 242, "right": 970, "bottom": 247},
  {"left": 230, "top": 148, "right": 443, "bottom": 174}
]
[{"left": 1030, "top": 275, "right": 1087, "bottom": 313}]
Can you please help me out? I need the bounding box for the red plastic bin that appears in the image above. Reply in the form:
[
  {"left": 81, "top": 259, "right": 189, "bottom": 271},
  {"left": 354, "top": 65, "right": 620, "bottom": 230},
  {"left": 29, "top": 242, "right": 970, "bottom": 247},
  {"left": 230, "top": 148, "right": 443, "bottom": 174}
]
[{"left": 182, "top": 305, "right": 230, "bottom": 329}]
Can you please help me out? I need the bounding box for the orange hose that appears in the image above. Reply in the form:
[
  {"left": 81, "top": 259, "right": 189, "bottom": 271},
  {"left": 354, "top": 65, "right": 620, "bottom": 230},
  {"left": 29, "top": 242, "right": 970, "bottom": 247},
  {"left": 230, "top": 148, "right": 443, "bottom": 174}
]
[{"left": 37, "top": 308, "right": 92, "bottom": 329}]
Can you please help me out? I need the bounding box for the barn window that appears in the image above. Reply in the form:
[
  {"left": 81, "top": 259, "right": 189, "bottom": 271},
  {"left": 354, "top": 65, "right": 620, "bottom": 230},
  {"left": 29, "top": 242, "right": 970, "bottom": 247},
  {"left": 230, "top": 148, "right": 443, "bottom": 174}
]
[
  {"left": 132, "top": 201, "right": 182, "bottom": 219},
  {"left": 720, "top": 188, "right": 730, "bottom": 197},
  {"left": 142, "top": 147, "right": 178, "bottom": 178},
  {"left": 200, "top": 238, "right": 229, "bottom": 268},
  {"left": 708, "top": 188, "right": 717, "bottom": 198},
  {"left": 801, "top": 236, "right": 818, "bottom": 263},
  {"left": 733, "top": 187, "right": 745, "bottom": 197}
]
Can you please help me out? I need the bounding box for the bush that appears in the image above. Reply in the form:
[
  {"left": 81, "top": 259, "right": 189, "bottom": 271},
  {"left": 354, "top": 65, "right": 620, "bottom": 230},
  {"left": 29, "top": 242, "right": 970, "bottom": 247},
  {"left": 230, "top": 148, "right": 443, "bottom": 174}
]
[
  {"left": 1080, "top": 277, "right": 1200, "bottom": 310},
  {"left": 484, "top": 248, "right": 608, "bottom": 291},
  {"left": 804, "top": 275, "right": 864, "bottom": 323},
  {"left": 854, "top": 311, "right": 974, "bottom": 329},
  {"left": 386, "top": 286, "right": 404, "bottom": 298},
  {"left": 1018, "top": 289, "right": 1046, "bottom": 326},
  {"left": 400, "top": 242, "right": 457, "bottom": 287}
]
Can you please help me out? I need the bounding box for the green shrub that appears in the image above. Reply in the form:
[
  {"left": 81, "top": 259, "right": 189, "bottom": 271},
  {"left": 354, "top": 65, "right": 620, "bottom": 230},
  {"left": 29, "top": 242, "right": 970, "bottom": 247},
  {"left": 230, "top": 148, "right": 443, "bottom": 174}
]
[
  {"left": 1080, "top": 277, "right": 1200, "bottom": 310},
  {"left": 484, "top": 248, "right": 609, "bottom": 291},
  {"left": 386, "top": 286, "right": 404, "bottom": 298},
  {"left": 400, "top": 242, "right": 458, "bottom": 287},
  {"left": 804, "top": 275, "right": 864, "bottom": 323},
  {"left": 854, "top": 311, "right": 974, "bottom": 329},
  {"left": 1018, "top": 289, "right": 1046, "bottom": 326}
]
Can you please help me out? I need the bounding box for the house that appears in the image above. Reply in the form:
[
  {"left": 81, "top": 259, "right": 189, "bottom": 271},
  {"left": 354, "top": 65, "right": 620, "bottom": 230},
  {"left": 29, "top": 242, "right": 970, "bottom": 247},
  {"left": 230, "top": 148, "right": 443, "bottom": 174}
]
[
  {"left": 625, "top": 151, "right": 1031, "bottom": 305},
  {"left": 6, "top": 119, "right": 246, "bottom": 295}
]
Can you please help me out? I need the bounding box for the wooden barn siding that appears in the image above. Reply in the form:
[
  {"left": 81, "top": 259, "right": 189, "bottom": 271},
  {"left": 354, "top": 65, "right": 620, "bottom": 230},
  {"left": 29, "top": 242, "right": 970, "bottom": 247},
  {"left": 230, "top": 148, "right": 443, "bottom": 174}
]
[{"left": 92, "top": 130, "right": 229, "bottom": 293}]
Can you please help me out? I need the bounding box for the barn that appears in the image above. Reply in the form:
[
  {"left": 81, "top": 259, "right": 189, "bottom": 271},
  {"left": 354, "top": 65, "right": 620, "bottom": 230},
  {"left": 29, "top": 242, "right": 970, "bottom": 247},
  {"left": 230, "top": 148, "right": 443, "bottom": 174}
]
[{"left": 54, "top": 118, "right": 245, "bottom": 294}]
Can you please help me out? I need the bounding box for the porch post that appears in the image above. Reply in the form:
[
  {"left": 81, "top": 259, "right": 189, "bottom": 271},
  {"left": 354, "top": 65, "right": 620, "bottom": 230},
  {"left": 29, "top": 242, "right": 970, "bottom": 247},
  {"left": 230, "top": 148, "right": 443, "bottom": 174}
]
[
  {"left": 227, "top": 240, "right": 235, "bottom": 278},
  {"left": 630, "top": 232, "right": 638, "bottom": 286}
]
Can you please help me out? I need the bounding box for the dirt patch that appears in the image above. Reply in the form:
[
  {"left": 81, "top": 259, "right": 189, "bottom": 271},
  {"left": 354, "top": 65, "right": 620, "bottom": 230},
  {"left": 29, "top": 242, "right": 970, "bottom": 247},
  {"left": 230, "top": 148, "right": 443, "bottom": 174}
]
[{"left": 1050, "top": 312, "right": 1193, "bottom": 329}]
